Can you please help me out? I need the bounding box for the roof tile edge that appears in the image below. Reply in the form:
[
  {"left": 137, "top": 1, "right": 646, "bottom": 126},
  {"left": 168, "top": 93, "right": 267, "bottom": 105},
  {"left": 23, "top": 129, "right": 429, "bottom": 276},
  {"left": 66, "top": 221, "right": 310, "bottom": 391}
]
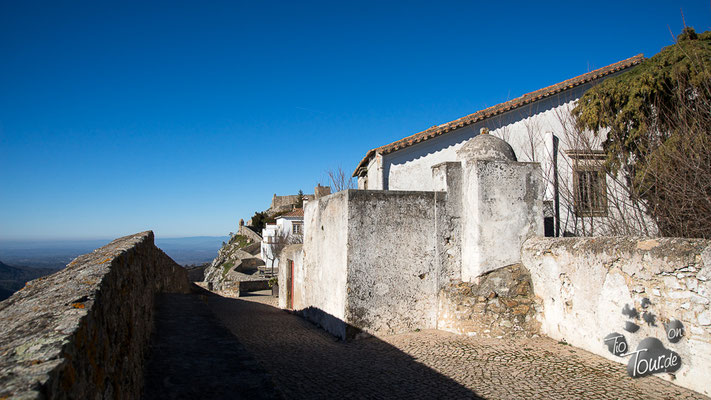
[{"left": 352, "top": 54, "right": 644, "bottom": 177}]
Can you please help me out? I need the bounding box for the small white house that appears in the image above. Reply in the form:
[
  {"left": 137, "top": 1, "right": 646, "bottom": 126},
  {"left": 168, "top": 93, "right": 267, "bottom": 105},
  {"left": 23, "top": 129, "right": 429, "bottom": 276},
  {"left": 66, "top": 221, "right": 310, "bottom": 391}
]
[{"left": 260, "top": 208, "right": 304, "bottom": 273}]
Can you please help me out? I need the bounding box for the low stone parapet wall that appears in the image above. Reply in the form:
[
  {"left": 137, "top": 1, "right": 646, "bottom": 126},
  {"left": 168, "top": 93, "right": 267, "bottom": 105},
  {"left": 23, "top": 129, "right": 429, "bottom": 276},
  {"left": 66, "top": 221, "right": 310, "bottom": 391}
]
[
  {"left": 210, "top": 278, "right": 270, "bottom": 297},
  {"left": 522, "top": 236, "right": 711, "bottom": 396},
  {"left": 0, "top": 231, "right": 190, "bottom": 399}
]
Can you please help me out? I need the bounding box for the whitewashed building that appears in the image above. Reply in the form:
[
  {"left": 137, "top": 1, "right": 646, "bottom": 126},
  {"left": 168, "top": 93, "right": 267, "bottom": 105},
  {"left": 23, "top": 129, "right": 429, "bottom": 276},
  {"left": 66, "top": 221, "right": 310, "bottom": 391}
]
[
  {"left": 260, "top": 208, "right": 304, "bottom": 273},
  {"left": 352, "top": 55, "right": 649, "bottom": 236}
]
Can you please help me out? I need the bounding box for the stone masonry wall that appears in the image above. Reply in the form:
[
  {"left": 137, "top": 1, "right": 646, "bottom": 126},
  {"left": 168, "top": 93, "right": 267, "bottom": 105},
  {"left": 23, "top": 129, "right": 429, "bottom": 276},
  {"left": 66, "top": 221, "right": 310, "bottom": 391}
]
[
  {"left": 438, "top": 264, "right": 540, "bottom": 338},
  {"left": 238, "top": 225, "right": 262, "bottom": 243},
  {"left": 0, "top": 231, "right": 190, "bottom": 400},
  {"left": 522, "top": 236, "right": 711, "bottom": 396},
  {"left": 270, "top": 194, "right": 313, "bottom": 214}
]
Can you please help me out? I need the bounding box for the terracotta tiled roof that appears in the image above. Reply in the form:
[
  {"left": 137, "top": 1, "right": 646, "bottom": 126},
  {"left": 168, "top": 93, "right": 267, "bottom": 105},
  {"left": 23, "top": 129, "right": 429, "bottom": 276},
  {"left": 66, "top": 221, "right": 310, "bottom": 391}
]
[
  {"left": 279, "top": 208, "right": 304, "bottom": 218},
  {"left": 352, "top": 54, "right": 645, "bottom": 177}
]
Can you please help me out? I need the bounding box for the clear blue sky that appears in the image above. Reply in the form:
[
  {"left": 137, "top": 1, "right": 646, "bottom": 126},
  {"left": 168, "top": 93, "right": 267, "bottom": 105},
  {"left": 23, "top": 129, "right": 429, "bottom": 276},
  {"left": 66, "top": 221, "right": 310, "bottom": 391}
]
[{"left": 1, "top": 1, "right": 709, "bottom": 240}]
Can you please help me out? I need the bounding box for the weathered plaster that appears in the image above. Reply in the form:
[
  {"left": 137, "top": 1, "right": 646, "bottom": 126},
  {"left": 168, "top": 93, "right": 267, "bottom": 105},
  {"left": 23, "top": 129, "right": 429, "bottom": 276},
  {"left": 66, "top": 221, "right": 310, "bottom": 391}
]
[
  {"left": 345, "top": 190, "right": 441, "bottom": 337},
  {"left": 432, "top": 162, "right": 463, "bottom": 287},
  {"left": 301, "top": 191, "right": 350, "bottom": 338},
  {"left": 522, "top": 236, "right": 711, "bottom": 396},
  {"left": 460, "top": 159, "right": 544, "bottom": 281},
  {"left": 279, "top": 244, "right": 303, "bottom": 309}
]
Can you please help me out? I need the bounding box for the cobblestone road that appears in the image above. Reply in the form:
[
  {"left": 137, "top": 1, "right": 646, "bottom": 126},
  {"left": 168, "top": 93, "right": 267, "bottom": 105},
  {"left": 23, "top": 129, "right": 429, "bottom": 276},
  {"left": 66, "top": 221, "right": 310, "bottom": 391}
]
[
  {"left": 142, "top": 293, "right": 281, "bottom": 399},
  {"left": 209, "top": 291, "right": 707, "bottom": 400}
]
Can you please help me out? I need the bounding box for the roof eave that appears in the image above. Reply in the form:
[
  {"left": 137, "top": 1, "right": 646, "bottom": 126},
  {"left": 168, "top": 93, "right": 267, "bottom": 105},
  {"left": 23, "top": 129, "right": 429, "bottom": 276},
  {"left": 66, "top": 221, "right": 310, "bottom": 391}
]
[{"left": 351, "top": 54, "right": 644, "bottom": 176}]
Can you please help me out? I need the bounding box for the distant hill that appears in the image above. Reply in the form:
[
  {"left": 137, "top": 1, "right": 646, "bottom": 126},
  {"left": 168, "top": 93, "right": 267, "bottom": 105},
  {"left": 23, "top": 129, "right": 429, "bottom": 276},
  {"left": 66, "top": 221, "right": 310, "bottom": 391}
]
[
  {"left": 155, "top": 236, "right": 229, "bottom": 265},
  {"left": 0, "top": 260, "right": 58, "bottom": 301},
  {"left": 0, "top": 236, "right": 229, "bottom": 268}
]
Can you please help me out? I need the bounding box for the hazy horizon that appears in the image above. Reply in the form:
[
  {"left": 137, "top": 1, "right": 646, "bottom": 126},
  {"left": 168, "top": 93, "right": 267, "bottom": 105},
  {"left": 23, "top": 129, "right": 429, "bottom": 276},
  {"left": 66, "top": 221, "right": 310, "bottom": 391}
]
[{"left": 0, "top": 235, "right": 230, "bottom": 268}]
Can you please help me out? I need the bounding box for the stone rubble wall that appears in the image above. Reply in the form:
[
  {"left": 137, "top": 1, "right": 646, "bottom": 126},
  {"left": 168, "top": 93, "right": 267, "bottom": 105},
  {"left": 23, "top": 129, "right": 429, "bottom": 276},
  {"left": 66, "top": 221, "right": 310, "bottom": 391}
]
[
  {"left": 437, "top": 264, "right": 540, "bottom": 338},
  {"left": 0, "top": 231, "right": 190, "bottom": 400},
  {"left": 521, "top": 236, "right": 711, "bottom": 396}
]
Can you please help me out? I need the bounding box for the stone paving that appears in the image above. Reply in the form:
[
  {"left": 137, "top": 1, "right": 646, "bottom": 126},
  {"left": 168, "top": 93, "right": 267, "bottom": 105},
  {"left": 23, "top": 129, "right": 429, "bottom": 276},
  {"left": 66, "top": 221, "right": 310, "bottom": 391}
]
[
  {"left": 142, "top": 293, "right": 282, "bottom": 399},
  {"left": 208, "top": 290, "right": 708, "bottom": 400}
]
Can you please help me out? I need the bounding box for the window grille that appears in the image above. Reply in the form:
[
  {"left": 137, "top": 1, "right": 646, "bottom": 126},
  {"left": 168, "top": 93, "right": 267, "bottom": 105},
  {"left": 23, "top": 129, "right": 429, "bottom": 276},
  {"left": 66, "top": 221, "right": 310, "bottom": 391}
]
[
  {"left": 292, "top": 223, "right": 302, "bottom": 234},
  {"left": 568, "top": 150, "right": 608, "bottom": 217}
]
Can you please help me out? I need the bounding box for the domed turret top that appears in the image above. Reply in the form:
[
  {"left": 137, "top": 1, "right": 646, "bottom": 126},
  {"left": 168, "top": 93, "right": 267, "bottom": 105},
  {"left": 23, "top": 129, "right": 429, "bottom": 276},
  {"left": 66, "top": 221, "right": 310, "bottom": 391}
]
[{"left": 456, "top": 128, "right": 517, "bottom": 162}]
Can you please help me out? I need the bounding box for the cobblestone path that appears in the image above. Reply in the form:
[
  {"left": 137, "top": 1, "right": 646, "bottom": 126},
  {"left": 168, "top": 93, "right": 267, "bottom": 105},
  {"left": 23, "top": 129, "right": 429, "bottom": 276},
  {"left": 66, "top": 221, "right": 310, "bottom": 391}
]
[
  {"left": 209, "top": 291, "right": 707, "bottom": 400},
  {"left": 142, "top": 293, "right": 281, "bottom": 399}
]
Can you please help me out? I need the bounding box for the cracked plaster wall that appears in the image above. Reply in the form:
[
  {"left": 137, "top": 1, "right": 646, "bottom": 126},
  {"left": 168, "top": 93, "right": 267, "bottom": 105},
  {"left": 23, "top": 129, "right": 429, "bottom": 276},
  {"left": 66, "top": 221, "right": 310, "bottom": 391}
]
[
  {"left": 460, "top": 159, "right": 544, "bottom": 281},
  {"left": 345, "top": 190, "right": 442, "bottom": 337},
  {"left": 301, "top": 191, "right": 350, "bottom": 339},
  {"left": 522, "top": 236, "right": 711, "bottom": 396}
]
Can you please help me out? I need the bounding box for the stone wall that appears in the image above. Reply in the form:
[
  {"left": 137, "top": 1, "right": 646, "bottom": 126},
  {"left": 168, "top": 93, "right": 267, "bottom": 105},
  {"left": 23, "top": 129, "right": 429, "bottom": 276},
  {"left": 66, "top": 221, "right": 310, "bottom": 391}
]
[
  {"left": 278, "top": 244, "right": 303, "bottom": 309},
  {"left": 432, "top": 162, "right": 463, "bottom": 286},
  {"left": 300, "top": 190, "right": 444, "bottom": 339},
  {"left": 345, "top": 190, "right": 442, "bottom": 337},
  {"left": 270, "top": 193, "right": 313, "bottom": 214},
  {"left": 238, "top": 225, "right": 262, "bottom": 243},
  {"left": 301, "top": 191, "right": 350, "bottom": 339},
  {"left": 437, "top": 264, "right": 540, "bottom": 338},
  {"left": 521, "top": 236, "right": 711, "bottom": 396},
  {"left": 0, "top": 231, "right": 190, "bottom": 400}
]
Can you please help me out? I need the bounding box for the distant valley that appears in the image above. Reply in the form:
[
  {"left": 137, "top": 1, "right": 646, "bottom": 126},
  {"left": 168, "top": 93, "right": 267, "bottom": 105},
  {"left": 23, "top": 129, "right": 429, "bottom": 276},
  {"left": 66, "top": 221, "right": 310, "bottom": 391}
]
[
  {"left": 0, "top": 236, "right": 228, "bottom": 300},
  {"left": 0, "top": 261, "right": 58, "bottom": 300}
]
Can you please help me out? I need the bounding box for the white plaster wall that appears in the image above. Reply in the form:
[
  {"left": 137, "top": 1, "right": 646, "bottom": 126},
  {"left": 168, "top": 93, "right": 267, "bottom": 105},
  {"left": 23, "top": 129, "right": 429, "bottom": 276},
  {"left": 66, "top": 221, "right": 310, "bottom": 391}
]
[
  {"left": 432, "top": 162, "right": 463, "bottom": 286},
  {"left": 365, "top": 154, "right": 383, "bottom": 190},
  {"left": 460, "top": 160, "right": 544, "bottom": 281},
  {"left": 345, "top": 190, "right": 441, "bottom": 336},
  {"left": 522, "top": 237, "right": 711, "bottom": 396},
  {"left": 301, "top": 192, "right": 350, "bottom": 338},
  {"left": 261, "top": 224, "right": 278, "bottom": 270},
  {"left": 278, "top": 244, "right": 303, "bottom": 309},
  {"left": 383, "top": 90, "right": 584, "bottom": 193},
  {"left": 261, "top": 217, "right": 304, "bottom": 273},
  {"left": 366, "top": 81, "right": 650, "bottom": 236}
]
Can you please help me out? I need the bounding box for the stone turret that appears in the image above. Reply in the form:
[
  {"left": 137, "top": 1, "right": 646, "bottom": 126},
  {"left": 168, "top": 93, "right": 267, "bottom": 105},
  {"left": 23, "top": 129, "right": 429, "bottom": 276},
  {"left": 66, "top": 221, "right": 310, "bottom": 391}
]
[
  {"left": 456, "top": 130, "right": 544, "bottom": 281},
  {"left": 456, "top": 128, "right": 517, "bottom": 162}
]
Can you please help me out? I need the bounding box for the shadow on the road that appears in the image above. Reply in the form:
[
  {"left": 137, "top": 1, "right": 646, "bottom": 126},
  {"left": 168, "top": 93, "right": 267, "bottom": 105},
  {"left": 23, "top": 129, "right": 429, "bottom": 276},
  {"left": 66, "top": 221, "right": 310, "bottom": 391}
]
[
  {"left": 209, "top": 292, "right": 484, "bottom": 399},
  {"left": 142, "top": 292, "right": 282, "bottom": 400}
]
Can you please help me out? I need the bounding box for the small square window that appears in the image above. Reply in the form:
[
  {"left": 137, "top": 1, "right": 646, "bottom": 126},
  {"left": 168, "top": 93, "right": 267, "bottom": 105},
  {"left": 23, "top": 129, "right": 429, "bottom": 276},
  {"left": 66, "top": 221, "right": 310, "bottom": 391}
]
[{"left": 292, "top": 223, "right": 302, "bottom": 234}]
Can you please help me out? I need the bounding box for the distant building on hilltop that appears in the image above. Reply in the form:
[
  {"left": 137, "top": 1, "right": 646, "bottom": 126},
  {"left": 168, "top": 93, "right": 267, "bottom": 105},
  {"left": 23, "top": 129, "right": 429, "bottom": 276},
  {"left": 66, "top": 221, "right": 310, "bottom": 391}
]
[
  {"left": 261, "top": 208, "right": 304, "bottom": 274},
  {"left": 269, "top": 185, "right": 332, "bottom": 215}
]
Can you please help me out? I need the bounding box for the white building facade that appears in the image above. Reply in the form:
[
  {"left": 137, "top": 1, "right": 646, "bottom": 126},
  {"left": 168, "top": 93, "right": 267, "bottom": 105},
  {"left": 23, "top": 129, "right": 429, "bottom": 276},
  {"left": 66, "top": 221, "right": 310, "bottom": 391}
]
[
  {"left": 353, "top": 55, "right": 652, "bottom": 237},
  {"left": 260, "top": 208, "right": 304, "bottom": 273}
]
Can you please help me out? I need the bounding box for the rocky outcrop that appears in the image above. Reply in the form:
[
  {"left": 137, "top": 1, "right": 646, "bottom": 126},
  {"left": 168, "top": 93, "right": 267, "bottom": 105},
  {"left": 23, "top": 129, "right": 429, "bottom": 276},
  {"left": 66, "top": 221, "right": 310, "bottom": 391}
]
[
  {"left": 0, "top": 231, "right": 190, "bottom": 400},
  {"left": 203, "top": 233, "right": 266, "bottom": 294}
]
